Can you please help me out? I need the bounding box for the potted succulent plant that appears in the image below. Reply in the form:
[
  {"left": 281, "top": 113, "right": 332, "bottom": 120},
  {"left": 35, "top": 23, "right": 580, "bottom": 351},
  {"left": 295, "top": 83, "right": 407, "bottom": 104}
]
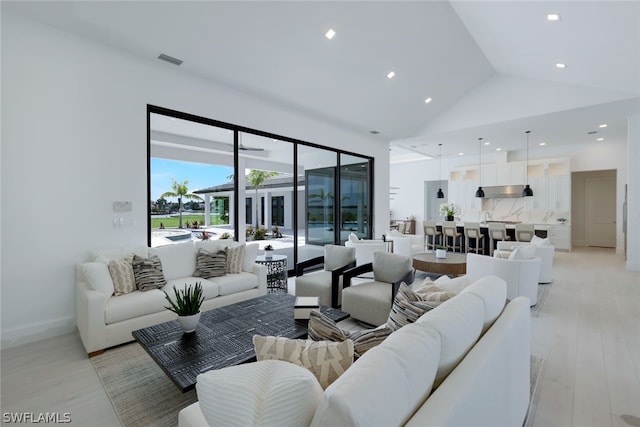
[
  {"left": 435, "top": 245, "right": 448, "bottom": 259},
  {"left": 164, "top": 282, "right": 205, "bottom": 333},
  {"left": 263, "top": 244, "right": 274, "bottom": 259}
]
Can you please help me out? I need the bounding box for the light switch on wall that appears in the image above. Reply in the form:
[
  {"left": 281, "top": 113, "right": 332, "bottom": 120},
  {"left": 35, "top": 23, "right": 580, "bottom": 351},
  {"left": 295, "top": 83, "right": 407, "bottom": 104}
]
[{"left": 113, "top": 201, "right": 132, "bottom": 212}]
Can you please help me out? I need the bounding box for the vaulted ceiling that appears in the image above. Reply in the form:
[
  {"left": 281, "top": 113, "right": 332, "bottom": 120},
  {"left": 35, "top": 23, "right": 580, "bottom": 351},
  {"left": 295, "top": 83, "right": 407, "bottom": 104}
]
[{"left": 4, "top": 1, "right": 639, "bottom": 161}]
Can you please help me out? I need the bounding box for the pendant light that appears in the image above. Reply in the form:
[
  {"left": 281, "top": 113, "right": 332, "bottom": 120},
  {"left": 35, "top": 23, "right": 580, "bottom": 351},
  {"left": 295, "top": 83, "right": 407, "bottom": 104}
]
[
  {"left": 436, "top": 143, "right": 445, "bottom": 199},
  {"left": 522, "top": 131, "right": 534, "bottom": 197},
  {"left": 475, "top": 138, "right": 485, "bottom": 198}
]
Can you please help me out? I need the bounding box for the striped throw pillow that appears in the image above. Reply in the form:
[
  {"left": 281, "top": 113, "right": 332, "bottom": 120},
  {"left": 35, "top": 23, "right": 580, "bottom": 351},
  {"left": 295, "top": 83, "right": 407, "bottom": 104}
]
[
  {"left": 193, "top": 248, "right": 227, "bottom": 278},
  {"left": 108, "top": 254, "right": 136, "bottom": 296},
  {"left": 226, "top": 245, "right": 245, "bottom": 274},
  {"left": 132, "top": 254, "right": 166, "bottom": 291},
  {"left": 308, "top": 311, "right": 392, "bottom": 358},
  {"left": 386, "top": 282, "right": 439, "bottom": 331}
]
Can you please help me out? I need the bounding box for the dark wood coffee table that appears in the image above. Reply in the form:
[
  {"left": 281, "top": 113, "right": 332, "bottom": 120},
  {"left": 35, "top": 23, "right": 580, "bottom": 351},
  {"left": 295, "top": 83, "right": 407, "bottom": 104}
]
[
  {"left": 132, "top": 293, "right": 349, "bottom": 392},
  {"left": 413, "top": 252, "right": 467, "bottom": 276}
]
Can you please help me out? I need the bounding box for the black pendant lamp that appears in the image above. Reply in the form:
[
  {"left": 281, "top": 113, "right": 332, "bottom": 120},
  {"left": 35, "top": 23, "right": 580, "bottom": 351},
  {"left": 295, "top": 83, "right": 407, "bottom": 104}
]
[
  {"left": 523, "top": 131, "right": 534, "bottom": 197},
  {"left": 475, "top": 138, "right": 485, "bottom": 198},
  {"left": 436, "top": 143, "right": 445, "bottom": 198}
]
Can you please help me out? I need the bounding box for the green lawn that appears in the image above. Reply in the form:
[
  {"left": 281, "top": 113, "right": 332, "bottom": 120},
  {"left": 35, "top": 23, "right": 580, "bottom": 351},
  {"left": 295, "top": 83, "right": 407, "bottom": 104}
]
[{"left": 151, "top": 214, "right": 228, "bottom": 229}]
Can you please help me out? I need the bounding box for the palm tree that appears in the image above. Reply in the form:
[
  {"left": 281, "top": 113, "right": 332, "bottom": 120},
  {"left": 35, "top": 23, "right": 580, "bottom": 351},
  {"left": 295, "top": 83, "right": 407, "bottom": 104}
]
[
  {"left": 228, "top": 170, "right": 278, "bottom": 228},
  {"left": 247, "top": 170, "right": 278, "bottom": 228},
  {"left": 160, "top": 180, "right": 203, "bottom": 229}
]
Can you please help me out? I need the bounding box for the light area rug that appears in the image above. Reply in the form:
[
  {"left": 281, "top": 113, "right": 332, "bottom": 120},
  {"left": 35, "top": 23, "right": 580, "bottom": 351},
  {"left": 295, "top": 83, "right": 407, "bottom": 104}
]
[
  {"left": 531, "top": 282, "right": 552, "bottom": 317},
  {"left": 93, "top": 343, "right": 545, "bottom": 427},
  {"left": 91, "top": 343, "right": 196, "bottom": 427}
]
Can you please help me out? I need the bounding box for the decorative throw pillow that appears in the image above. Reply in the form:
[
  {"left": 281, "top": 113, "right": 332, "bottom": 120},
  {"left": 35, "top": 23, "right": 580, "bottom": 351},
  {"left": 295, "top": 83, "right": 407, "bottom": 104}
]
[
  {"left": 108, "top": 254, "right": 136, "bottom": 296},
  {"left": 493, "top": 249, "right": 512, "bottom": 259},
  {"left": 531, "top": 235, "right": 551, "bottom": 246},
  {"left": 82, "top": 262, "right": 115, "bottom": 297},
  {"left": 413, "top": 281, "right": 458, "bottom": 304},
  {"left": 253, "top": 335, "right": 354, "bottom": 389},
  {"left": 509, "top": 245, "right": 536, "bottom": 260},
  {"left": 307, "top": 311, "right": 392, "bottom": 358},
  {"left": 196, "top": 360, "right": 323, "bottom": 427},
  {"left": 242, "top": 243, "right": 259, "bottom": 272},
  {"left": 132, "top": 254, "right": 166, "bottom": 291},
  {"left": 226, "top": 244, "right": 245, "bottom": 274},
  {"left": 387, "top": 282, "right": 440, "bottom": 331},
  {"left": 193, "top": 248, "right": 227, "bottom": 278}
]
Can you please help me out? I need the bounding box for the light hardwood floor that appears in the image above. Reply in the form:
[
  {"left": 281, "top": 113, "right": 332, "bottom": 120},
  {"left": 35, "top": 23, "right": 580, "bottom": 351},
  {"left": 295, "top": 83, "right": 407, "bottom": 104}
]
[{"left": 1, "top": 247, "right": 639, "bottom": 426}]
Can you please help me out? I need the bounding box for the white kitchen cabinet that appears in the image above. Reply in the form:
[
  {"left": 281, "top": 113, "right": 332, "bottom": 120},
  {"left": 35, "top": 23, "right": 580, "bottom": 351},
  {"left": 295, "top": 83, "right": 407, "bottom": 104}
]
[
  {"left": 547, "top": 175, "right": 571, "bottom": 211},
  {"left": 547, "top": 225, "right": 571, "bottom": 251},
  {"left": 481, "top": 165, "right": 497, "bottom": 187}
]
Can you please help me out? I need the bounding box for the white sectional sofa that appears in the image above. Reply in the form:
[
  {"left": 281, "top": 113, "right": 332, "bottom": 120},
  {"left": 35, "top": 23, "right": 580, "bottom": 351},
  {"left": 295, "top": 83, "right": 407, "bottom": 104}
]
[
  {"left": 76, "top": 240, "right": 267, "bottom": 356},
  {"left": 178, "top": 275, "right": 531, "bottom": 427}
]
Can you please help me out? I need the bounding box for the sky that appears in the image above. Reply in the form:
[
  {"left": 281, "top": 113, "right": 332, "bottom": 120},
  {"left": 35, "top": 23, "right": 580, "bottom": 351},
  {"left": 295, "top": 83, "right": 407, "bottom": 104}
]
[{"left": 151, "top": 158, "right": 234, "bottom": 201}]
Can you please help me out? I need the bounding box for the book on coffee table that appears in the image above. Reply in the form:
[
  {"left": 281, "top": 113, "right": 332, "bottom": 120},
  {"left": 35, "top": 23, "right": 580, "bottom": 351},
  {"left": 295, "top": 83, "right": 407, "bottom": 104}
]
[{"left": 294, "top": 296, "right": 320, "bottom": 320}]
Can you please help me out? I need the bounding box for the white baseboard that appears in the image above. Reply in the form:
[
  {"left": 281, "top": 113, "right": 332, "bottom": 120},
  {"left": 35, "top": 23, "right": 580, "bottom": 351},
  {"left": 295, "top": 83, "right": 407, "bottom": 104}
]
[
  {"left": 626, "top": 261, "right": 640, "bottom": 272},
  {"left": 1, "top": 315, "right": 76, "bottom": 349}
]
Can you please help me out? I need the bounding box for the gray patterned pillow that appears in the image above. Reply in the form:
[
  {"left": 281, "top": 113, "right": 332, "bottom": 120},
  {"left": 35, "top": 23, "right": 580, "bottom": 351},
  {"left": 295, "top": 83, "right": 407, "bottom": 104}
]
[
  {"left": 193, "top": 248, "right": 227, "bottom": 278},
  {"left": 386, "top": 282, "right": 439, "bottom": 331},
  {"left": 308, "top": 311, "right": 392, "bottom": 358},
  {"left": 226, "top": 245, "right": 245, "bottom": 274},
  {"left": 108, "top": 254, "right": 136, "bottom": 296},
  {"left": 253, "top": 335, "right": 353, "bottom": 389},
  {"left": 132, "top": 254, "right": 166, "bottom": 291}
]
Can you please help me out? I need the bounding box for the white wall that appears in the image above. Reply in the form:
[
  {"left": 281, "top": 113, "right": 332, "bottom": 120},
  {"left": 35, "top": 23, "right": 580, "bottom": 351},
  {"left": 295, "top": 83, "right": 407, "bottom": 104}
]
[
  {"left": 627, "top": 113, "right": 640, "bottom": 271},
  {"left": 0, "top": 13, "right": 390, "bottom": 347}
]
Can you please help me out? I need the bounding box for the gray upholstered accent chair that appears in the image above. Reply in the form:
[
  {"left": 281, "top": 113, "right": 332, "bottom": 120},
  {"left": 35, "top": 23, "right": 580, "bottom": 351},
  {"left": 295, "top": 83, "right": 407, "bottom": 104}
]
[
  {"left": 295, "top": 245, "right": 356, "bottom": 308},
  {"left": 341, "top": 251, "right": 414, "bottom": 326}
]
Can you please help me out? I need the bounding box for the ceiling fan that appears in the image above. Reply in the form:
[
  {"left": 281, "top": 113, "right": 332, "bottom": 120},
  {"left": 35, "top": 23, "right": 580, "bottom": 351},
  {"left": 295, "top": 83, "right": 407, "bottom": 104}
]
[{"left": 238, "top": 142, "right": 264, "bottom": 152}]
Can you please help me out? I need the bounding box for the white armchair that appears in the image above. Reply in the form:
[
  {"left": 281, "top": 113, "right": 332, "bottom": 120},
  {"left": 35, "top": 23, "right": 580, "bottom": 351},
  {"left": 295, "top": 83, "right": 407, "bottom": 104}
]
[
  {"left": 497, "top": 241, "right": 554, "bottom": 284},
  {"left": 345, "top": 239, "right": 387, "bottom": 266},
  {"left": 465, "top": 253, "right": 541, "bottom": 306},
  {"left": 386, "top": 230, "right": 424, "bottom": 257}
]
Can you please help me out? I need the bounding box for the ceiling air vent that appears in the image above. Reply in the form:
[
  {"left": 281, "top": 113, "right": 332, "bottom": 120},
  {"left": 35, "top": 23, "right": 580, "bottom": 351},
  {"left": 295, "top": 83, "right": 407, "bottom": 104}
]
[{"left": 157, "top": 53, "right": 183, "bottom": 66}]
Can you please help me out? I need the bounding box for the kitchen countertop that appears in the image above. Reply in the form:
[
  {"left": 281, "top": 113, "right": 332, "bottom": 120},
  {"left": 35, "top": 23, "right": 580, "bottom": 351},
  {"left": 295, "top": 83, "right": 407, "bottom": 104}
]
[{"left": 437, "top": 221, "right": 554, "bottom": 231}]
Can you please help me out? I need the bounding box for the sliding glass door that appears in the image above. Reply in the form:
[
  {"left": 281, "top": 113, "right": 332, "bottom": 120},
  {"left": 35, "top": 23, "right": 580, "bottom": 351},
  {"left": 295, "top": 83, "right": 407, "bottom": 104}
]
[{"left": 147, "top": 105, "right": 373, "bottom": 273}]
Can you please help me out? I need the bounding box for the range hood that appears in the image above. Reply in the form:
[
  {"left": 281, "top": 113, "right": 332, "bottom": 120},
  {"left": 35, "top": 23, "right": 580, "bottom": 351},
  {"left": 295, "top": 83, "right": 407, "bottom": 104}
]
[{"left": 482, "top": 185, "right": 525, "bottom": 198}]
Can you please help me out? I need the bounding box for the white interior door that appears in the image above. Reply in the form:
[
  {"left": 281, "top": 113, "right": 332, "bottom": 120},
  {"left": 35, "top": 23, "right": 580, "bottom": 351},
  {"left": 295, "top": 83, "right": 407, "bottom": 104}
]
[{"left": 586, "top": 177, "right": 616, "bottom": 247}]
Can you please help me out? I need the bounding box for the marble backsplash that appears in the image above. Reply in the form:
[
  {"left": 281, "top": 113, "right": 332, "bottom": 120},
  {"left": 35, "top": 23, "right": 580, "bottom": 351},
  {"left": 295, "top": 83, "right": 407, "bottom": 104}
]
[{"left": 458, "top": 198, "right": 570, "bottom": 225}]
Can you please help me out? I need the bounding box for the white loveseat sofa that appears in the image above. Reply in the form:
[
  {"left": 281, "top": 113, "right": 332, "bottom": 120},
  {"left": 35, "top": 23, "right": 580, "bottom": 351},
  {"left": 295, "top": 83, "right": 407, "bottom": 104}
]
[
  {"left": 178, "top": 275, "right": 531, "bottom": 427},
  {"left": 76, "top": 240, "right": 267, "bottom": 356}
]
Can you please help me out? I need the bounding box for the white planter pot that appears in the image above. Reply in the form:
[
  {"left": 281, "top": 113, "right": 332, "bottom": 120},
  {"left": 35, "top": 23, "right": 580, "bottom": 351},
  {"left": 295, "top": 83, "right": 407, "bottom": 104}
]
[
  {"left": 264, "top": 250, "right": 274, "bottom": 259},
  {"left": 436, "top": 249, "right": 447, "bottom": 259},
  {"left": 177, "top": 312, "right": 201, "bottom": 333}
]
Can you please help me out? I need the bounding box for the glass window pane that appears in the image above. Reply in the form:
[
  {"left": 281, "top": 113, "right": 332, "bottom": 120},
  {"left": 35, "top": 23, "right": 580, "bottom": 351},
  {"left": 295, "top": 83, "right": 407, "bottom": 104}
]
[
  {"left": 340, "top": 154, "right": 371, "bottom": 243},
  {"left": 150, "top": 113, "right": 235, "bottom": 246}
]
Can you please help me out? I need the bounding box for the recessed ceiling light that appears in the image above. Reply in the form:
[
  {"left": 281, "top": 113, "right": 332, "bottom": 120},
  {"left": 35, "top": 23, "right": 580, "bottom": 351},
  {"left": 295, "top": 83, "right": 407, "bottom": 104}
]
[
  {"left": 484, "top": 142, "right": 490, "bottom": 146},
  {"left": 597, "top": 137, "right": 604, "bottom": 141},
  {"left": 424, "top": 97, "right": 432, "bottom": 104},
  {"left": 496, "top": 148, "right": 502, "bottom": 151},
  {"left": 556, "top": 63, "right": 567, "bottom": 69},
  {"left": 547, "top": 13, "right": 561, "bottom": 21},
  {"left": 599, "top": 124, "right": 608, "bottom": 128},
  {"left": 539, "top": 142, "right": 547, "bottom": 146},
  {"left": 325, "top": 29, "right": 336, "bottom": 40},
  {"left": 458, "top": 152, "right": 464, "bottom": 156},
  {"left": 387, "top": 71, "right": 396, "bottom": 79}
]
